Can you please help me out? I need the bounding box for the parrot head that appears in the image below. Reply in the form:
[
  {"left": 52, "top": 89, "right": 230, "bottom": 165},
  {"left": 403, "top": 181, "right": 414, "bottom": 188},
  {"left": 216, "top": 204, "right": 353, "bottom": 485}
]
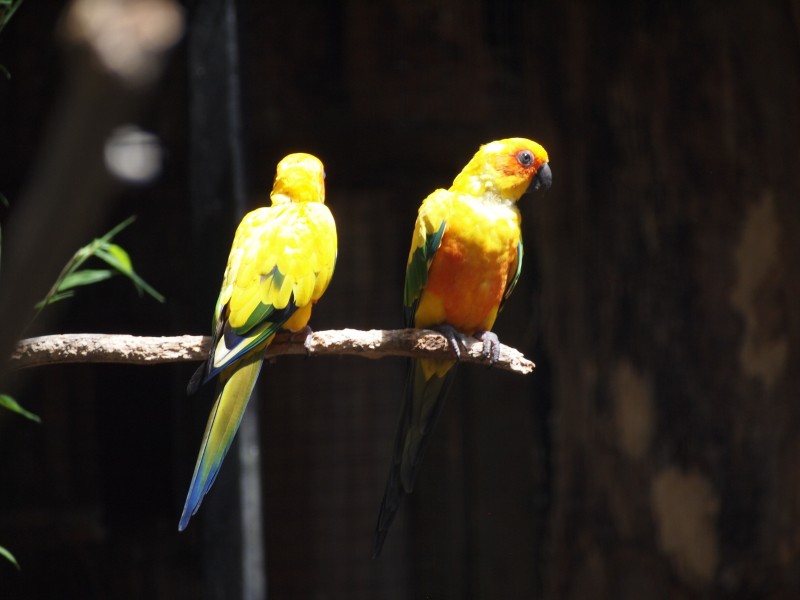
[
  {"left": 270, "top": 152, "right": 326, "bottom": 205},
  {"left": 453, "top": 137, "right": 551, "bottom": 201}
]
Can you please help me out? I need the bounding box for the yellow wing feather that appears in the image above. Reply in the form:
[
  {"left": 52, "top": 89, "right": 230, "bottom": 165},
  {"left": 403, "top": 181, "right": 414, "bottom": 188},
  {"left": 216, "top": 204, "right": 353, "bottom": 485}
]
[
  {"left": 208, "top": 201, "right": 336, "bottom": 371},
  {"left": 214, "top": 174, "right": 336, "bottom": 332}
]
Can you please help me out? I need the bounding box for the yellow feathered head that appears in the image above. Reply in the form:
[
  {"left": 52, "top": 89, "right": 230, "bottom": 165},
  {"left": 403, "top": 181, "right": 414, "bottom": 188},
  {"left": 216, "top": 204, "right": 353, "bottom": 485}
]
[
  {"left": 453, "top": 137, "right": 551, "bottom": 201},
  {"left": 270, "top": 153, "right": 326, "bottom": 205}
]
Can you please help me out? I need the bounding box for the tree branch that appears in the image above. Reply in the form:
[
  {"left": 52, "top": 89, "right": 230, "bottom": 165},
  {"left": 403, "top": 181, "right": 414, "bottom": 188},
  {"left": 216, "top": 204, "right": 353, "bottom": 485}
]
[{"left": 8, "top": 330, "right": 535, "bottom": 375}]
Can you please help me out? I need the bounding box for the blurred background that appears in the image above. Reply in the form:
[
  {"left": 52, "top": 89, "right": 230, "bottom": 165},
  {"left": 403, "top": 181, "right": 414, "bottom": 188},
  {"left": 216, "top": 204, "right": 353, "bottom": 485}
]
[{"left": 0, "top": 0, "right": 799, "bottom": 598}]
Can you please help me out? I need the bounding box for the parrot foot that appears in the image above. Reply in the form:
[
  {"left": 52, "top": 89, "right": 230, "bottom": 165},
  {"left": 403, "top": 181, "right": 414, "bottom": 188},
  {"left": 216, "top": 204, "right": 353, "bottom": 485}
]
[
  {"left": 289, "top": 325, "right": 314, "bottom": 357},
  {"left": 475, "top": 330, "right": 501, "bottom": 365},
  {"left": 431, "top": 324, "right": 467, "bottom": 360}
]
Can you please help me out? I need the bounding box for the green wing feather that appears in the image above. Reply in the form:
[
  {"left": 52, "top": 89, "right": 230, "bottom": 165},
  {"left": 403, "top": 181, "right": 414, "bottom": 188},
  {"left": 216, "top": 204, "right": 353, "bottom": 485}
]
[
  {"left": 373, "top": 359, "right": 455, "bottom": 556},
  {"left": 499, "top": 237, "right": 523, "bottom": 313},
  {"left": 403, "top": 214, "right": 446, "bottom": 327}
]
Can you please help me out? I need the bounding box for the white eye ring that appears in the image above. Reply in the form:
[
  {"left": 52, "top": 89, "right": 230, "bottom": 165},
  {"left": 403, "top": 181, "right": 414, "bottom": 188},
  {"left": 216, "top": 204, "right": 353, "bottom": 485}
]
[{"left": 516, "top": 150, "right": 533, "bottom": 167}]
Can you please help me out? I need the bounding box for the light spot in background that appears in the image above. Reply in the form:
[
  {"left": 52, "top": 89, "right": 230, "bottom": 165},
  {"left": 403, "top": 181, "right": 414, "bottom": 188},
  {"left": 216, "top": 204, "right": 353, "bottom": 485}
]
[
  {"left": 612, "top": 359, "right": 654, "bottom": 461},
  {"left": 65, "top": 0, "right": 184, "bottom": 85},
  {"left": 104, "top": 125, "right": 162, "bottom": 185},
  {"left": 651, "top": 466, "right": 719, "bottom": 585},
  {"left": 730, "top": 191, "right": 787, "bottom": 388}
]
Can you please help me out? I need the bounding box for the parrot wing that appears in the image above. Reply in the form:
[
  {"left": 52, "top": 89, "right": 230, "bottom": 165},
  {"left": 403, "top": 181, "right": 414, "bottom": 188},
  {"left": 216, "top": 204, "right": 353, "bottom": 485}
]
[
  {"left": 499, "top": 237, "right": 523, "bottom": 313},
  {"left": 403, "top": 189, "right": 448, "bottom": 327},
  {"left": 199, "top": 202, "right": 336, "bottom": 385}
]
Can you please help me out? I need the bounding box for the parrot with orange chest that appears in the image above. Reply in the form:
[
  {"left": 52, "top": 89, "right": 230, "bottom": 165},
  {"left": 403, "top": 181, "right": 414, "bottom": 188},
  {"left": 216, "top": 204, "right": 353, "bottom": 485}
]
[
  {"left": 373, "top": 137, "right": 551, "bottom": 556},
  {"left": 179, "top": 152, "right": 337, "bottom": 531}
]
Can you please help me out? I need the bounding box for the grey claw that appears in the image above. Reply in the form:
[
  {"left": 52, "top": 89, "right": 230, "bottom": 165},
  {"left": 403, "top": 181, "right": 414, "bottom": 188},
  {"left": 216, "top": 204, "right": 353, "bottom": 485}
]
[
  {"left": 431, "top": 324, "right": 465, "bottom": 360},
  {"left": 289, "top": 325, "right": 314, "bottom": 358},
  {"left": 476, "top": 330, "right": 501, "bottom": 365}
]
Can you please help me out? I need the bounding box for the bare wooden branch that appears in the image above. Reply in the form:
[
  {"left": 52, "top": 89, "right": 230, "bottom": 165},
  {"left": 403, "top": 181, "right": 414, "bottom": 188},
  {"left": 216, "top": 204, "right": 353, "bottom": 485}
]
[{"left": 9, "top": 330, "right": 535, "bottom": 374}]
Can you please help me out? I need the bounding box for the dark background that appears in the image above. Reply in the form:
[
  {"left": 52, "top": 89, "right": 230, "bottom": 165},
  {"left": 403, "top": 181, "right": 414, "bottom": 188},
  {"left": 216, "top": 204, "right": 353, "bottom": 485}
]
[{"left": 1, "top": 0, "right": 799, "bottom": 598}]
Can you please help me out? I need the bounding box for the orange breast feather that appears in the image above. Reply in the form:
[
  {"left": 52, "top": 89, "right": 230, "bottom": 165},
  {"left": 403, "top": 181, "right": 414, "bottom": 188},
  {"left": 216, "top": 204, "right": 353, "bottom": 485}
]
[{"left": 422, "top": 231, "right": 517, "bottom": 333}]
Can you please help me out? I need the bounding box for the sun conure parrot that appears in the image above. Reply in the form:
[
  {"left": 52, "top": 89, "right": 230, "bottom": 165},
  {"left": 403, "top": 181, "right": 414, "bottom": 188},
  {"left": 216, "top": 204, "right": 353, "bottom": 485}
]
[
  {"left": 372, "top": 137, "right": 551, "bottom": 556},
  {"left": 179, "top": 152, "right": 337, "bottom": 531}
]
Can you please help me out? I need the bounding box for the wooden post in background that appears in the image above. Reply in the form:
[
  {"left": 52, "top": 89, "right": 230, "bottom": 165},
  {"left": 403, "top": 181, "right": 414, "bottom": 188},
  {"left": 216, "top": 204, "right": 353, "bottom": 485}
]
[{"left": 186, "top": 0, "right": 265, "bottom": 598}]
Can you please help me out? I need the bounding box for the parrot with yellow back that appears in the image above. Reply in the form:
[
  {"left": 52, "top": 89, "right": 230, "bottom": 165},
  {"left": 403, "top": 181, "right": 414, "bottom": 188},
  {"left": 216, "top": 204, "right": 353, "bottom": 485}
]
[
  {"left": 179, "top": 152, "right": 337, "bottom": 531},
  {"left": 372, "top": 137, "right": 551, "bottom": 556}
]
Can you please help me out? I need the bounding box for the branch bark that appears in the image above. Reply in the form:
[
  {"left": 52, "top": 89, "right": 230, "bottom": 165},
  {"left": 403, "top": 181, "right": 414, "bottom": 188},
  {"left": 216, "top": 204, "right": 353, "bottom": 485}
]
[{"left": 8, "top": 330, "right": 535, "bottom": 374}]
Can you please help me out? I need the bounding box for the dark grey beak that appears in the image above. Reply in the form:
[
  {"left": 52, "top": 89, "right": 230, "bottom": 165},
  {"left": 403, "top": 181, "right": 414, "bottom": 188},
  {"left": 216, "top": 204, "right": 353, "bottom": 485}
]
[{"left": 531, "top": 162, "right": 552, "bottom": 192}]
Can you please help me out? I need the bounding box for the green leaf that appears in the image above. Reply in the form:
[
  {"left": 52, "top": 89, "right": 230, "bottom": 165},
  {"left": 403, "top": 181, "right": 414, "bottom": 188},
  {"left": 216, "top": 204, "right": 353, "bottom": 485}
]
[
  {"left": 30, "top": 215, "right": 163, "bottom": 330},
  {"left": 99, "top": 215, "right": 137, "bottom": 243},
  {"left": 0, "top": 0, "right": 24, "bottom": 35},
  {"left": 0, "top": 545, "right": 20, "bottom": 570},
  {"left": 34, "top": 269, "right": 115, "bottom": 308},
  {"left": 0, "top": 394, "right": 40, "bottom": 423},
  {"left": 57, "top": 269, "right": 115, "bottom": 292},
  {"left": 102, "top": 243, "right": 133, "bottom": 275},
  {"left": 95, "top": 246, "right": 165, "bottom": 303},
  {"left": 34, "top": 290, "right": 75, "bottom": 309}
]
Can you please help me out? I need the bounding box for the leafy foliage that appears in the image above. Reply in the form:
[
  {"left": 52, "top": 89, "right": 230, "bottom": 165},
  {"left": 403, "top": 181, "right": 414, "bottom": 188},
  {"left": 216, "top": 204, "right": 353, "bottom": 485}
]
[
  {"left": 0, "top": 215, "right": 165, "bottom": 425},
  {"left": 0, "top": 0, "right": 23, "bottom": 35},
  {"left": 0, "top": 545, "right": 19, "bottom": 570},
  {"left": 35, "top": 215, "right": 164, "bottom": 314},
  {"left": 0, "top": 0, "right": 25, "bottom": 570},
  {"left": 0, "top": 0, "right": 23, "bottom": 78},
  {"left": 0, "top": 393, "right": 40, "bottom": 423},
  {"left": 0, "top": 214, "right": 163, "bottom": 568}
]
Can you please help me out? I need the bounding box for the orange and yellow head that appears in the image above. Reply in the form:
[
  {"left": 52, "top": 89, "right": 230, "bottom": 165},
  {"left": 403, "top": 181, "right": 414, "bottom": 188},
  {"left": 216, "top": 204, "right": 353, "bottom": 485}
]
[
  {"left": 270, "top": 152, "right": 326, "bottom": 205},
  {"left": 452, "top": 137, "right": 551, "bottom": 201}
]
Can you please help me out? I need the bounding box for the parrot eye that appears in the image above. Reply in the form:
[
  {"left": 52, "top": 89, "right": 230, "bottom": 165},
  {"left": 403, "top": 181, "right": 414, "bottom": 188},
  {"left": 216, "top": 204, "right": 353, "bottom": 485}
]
[{"left": 516, "top": 150, "right": 534, "bottom": 167}]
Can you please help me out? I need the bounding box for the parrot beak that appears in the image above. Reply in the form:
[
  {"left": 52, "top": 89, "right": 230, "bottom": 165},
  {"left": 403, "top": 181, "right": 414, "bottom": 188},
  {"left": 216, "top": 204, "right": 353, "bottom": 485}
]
[{"left": 531, "top": 162, "right": 552, "bottom": 192}]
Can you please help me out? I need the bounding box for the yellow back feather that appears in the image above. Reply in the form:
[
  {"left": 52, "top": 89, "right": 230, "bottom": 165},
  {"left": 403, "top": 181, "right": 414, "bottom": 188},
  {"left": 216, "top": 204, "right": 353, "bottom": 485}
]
[{"left": 213, "top": 153, "right": 336, "bottom": 362}]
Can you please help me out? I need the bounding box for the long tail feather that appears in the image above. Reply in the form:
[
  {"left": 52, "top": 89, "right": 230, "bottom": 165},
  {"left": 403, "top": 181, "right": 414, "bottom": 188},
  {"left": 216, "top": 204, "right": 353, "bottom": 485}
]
[
  {"left": 372, "top": 358, "right": 456, "bottom": 557},
  {"left": 178, "top": 354, "right": 263, "bottom": 530}
]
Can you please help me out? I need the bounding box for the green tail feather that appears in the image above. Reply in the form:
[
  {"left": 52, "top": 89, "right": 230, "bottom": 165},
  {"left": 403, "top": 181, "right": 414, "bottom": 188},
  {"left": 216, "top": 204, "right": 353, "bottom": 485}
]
[{"left": 372, "top": 358, "right": 456, "bottom": 557}]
